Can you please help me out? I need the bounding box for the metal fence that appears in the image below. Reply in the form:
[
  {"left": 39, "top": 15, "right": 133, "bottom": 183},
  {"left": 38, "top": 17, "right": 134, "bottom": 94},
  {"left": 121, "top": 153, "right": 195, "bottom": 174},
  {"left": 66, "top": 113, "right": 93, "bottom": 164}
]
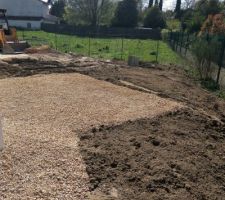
[
  {"left": 41, "top": 23, "right": 162, "bottom": 40},
  {"left": 18, "top": 31, "right": 161, "bottom": 63},
  {"left": 167, "top": 31, "right": 225, "bottom": 85}
]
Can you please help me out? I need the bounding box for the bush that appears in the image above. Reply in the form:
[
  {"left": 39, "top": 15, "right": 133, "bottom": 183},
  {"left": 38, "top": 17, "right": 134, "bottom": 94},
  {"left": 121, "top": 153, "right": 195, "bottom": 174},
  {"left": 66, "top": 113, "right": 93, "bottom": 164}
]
[
  {"left": 166, "top": 19, "right": 181, "bottom": 30},
  {"left": 186, "top": 12, "right": 205, "bottom": 33},
  {"left": 161, "top": 29, "right": 170, "bottom": 41},
  {"left": 191, "top": 36, "right": 219, "bottom": 80},
  {"left": 111, "top": 0, "right": 138, "bottom": 27},
  {"left": 144, "top": 6, "right": 166, "bottom": 29}
]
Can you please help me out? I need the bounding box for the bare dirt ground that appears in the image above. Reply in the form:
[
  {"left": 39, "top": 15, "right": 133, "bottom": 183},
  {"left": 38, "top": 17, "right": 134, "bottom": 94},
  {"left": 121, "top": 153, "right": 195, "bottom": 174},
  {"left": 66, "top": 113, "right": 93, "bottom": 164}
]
[{"left": 0, "top": 53, "right": 225, "bottom": 199}]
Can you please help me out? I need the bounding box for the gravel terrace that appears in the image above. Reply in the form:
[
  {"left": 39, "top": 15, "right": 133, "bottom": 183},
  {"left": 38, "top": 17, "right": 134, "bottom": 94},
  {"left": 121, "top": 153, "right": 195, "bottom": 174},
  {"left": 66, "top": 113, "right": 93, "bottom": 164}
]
[{"left": 0, "top": 73, "right": 181, "bottom": 199}]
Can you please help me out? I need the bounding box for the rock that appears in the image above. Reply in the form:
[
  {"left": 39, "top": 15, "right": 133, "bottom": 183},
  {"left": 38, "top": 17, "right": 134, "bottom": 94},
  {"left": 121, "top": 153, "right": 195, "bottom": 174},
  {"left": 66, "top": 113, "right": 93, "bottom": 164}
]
[{"left": 152, "top": 139, "right": 160, "bottom": 146}]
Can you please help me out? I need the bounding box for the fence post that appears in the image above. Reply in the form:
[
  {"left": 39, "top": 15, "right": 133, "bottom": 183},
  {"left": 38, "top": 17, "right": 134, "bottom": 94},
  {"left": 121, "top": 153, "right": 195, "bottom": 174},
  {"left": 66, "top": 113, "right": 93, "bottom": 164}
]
[
  {"left": 55, "top": 33, "right": 58, "bottom": 50},
  {"left": 175, "top": 32, "right": 180, "bottom": 51},
  {"left": 22, "top": 30, "right": 25, "bottom": 40},
  {"left": 156, "top": 40, "right": 159, "bottom": 63},
  {"left": 185, "top": 33, "right": 189, "bottom": 56},
  {"left": 88, "top": 33, "right": 91, "bottom": 57},
  {"left": 180, "top": 32, "right": 184, "bottom": 53},
  {"left": 121, "top": 37, "right": 124, "bottom": 60},
  {"left": 216, "top": 38, "right": 225, "bottom": 85},
  {"left": 169, "top": 29, "right": 172, "bottom": 43}
]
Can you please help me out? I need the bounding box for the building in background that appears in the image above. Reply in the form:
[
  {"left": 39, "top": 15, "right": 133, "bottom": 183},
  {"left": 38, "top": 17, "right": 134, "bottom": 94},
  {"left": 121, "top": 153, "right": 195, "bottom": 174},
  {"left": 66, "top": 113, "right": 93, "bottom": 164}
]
[{"left": 0, "top": 0, "right": 58, "bottom": 29}]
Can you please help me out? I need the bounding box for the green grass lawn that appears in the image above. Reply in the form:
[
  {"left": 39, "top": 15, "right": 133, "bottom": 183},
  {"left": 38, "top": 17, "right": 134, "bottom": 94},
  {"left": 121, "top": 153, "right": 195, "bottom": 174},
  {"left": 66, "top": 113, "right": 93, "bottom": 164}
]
[{"left": 18, "top": 30, "right": 183, "bottom": 64}]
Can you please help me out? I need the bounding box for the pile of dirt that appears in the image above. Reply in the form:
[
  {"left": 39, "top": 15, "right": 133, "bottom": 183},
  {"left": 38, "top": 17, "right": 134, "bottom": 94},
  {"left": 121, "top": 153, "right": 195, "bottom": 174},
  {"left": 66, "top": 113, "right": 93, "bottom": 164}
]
[{"left": 79, "top": 108, "right": 225, "bottom": 200}]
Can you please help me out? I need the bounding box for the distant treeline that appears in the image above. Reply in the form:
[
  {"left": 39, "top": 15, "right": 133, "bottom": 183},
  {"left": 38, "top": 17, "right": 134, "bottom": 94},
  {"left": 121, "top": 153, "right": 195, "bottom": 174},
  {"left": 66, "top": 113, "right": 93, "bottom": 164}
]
[{"left": 41, "top": 23, "right": 162, "bottom": 40}]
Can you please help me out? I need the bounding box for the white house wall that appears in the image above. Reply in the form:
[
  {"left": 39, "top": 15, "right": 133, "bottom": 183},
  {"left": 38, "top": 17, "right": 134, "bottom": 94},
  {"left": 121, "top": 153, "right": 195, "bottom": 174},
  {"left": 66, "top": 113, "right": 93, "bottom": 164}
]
[
  {"left": 8, "top": 20, "right": 42, "bottom": 29},
  {"left": 0, "top": 0, "right": 49, "bottom": 17}
]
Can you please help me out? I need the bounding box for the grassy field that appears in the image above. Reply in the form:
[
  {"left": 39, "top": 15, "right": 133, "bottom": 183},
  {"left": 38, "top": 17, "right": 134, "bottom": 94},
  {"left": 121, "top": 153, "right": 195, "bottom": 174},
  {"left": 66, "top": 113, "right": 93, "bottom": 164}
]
[{"left": 18, "top": 31, "right": 183, "bottom": 64}]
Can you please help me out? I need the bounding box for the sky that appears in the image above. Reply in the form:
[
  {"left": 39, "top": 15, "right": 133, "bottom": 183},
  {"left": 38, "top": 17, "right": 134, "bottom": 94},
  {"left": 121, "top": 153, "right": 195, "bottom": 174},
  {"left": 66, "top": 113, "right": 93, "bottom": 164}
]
[
  {"left": 142, "top": 0, "right": 175, "bottom": 11},
  {"left": 163, "top": 0, "right": 175, "bottom": 10}
]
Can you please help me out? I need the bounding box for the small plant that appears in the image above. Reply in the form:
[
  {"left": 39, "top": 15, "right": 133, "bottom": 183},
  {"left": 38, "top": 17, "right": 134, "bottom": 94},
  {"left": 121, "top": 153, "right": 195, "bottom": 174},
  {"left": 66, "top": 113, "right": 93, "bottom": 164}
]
[
  {"left": 98, "top": 46, "right": 110, "bottom": 52},
  {"left": 217, "top": 90, "right": 225, "bottom": 99},
  {"left": 75, "top": 44, "right": 84, "bottom": 48},
  {"left": 201, "top": 78, "right": 219, "bottom": 91}
]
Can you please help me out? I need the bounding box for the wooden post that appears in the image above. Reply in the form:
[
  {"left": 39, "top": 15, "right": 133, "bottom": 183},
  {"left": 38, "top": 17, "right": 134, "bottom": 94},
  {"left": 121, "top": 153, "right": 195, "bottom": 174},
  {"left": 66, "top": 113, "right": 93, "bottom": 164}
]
[{"left": 0, "top": 118, "right": 3, "bottom": 151}]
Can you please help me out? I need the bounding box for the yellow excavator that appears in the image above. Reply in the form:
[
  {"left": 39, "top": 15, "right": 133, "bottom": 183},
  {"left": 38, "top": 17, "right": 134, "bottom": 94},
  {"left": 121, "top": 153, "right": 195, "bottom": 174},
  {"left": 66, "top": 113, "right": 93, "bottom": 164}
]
[{"left": 0, "top": 9, "right": 29, "bottom": 53}]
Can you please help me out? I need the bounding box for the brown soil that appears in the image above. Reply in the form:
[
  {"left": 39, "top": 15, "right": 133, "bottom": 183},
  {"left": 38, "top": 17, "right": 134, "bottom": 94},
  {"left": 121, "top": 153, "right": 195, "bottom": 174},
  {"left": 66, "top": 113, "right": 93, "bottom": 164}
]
[{"left": 1, "top": 53, "right": 225, "bottom": 199}]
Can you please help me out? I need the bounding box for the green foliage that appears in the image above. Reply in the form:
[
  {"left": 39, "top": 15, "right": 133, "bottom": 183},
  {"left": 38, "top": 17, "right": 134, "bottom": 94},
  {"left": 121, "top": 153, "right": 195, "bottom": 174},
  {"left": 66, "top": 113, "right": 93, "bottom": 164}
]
[
  {"left": 50, "top": 0, "right": 65, "bottom": 18},
  {"left": 191, "top": 37, "right": 220, "bottom": 80},
  {"left": 166, "top": 19, "right": 181, "bottom": 30},
  {"left": 201, "top": 78, "right": 219, "bottom": 91},
  {"left": 195, "top": 0, "right": 221, "bottom": 17},
  {"left": 185, "top": 12, "right": 205, "bottom": 33},
  {"left": 181, "top": 0, "right": 223, "bottom": 33},
  {"left": 217, "top": 90, "right": 225, "bottom": 99},
  {"left": 50, "top": 0, "right": 66, "bottom": 18},
  {"left": 161, "top": 29, "right": 170, "bottom": 41},
  {"left": 64, "top": 0, "right": 113, "bottom": 26},
  {"left": 64, "top": 7, "right": 84, "bottom": 25},
  {"left": 111, "top": 0, "right": 138, "bottom": 27},
  {"left": 144, "top": 6, "right": 166, "bottom": 29}
]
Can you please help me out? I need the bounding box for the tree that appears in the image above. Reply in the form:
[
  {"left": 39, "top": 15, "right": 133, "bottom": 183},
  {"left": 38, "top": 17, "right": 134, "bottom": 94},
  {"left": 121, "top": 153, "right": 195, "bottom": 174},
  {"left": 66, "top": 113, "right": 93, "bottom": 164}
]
[
  {"left": 195, "top": 0, "right": 221, "bottom": 16},
  {"left": 159, "top": 0, "right": 163, "bottom": 10},
  {"left": 148, "top": 0, "right": 154, "bottom": 8},
  {"left": 182, "top": 0, "right": 195, "bottom": 9},
  {"left": 174, "top": 0, "right": 181, "bottom": 18},
  {"left": 65, "top": 0, "right": 113, "bottom": 26},
  {"left": 50, "top": 0, "right": 65, "bottom": 18},
  {"left": 182, "top": 0, "right": 222, "bottom": 33},
  {"left": 112, "top": 0, "right": 138, "bottom": 27},
  {"left": 144, "top": 6, "right": 166, "bottom": 28},
  {"left": 155, "top": 0, "right": 159, "bottom": 6}
]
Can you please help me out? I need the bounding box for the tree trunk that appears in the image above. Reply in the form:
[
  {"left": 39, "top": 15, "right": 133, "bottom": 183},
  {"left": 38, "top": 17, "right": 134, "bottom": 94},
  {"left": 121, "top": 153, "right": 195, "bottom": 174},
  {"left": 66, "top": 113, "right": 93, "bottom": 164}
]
[
  {"left": 159, "top": 0, "right": 163, "bottom": 10},
  {"left": 148, "top": 0, "right": 154, "bottom": 7}
]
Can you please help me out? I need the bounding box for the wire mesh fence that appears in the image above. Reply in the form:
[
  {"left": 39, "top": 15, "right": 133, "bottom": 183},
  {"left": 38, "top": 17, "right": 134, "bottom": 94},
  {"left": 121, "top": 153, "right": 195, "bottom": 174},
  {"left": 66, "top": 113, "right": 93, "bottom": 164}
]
[
  {"left": 167, "top": 30, "right": 225, "bottom": 85},
  {"left": 17, "top": 30, "right": 161, "bottom": 63}
]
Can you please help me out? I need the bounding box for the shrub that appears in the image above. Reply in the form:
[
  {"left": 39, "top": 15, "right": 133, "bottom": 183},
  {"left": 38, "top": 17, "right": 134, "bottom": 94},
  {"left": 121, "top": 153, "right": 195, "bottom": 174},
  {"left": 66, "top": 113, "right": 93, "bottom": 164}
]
[
  {"left": 186, "top": 12, "right": 205, "bottom": 33},
  {"left": 144, "top": 6, "right": 166, "bottom": 29},
  {"left": 191, "top": 36, "right": 219, "bottom": 80},
  {"left": 161, "top": 29, "right": 170, "bottom": 41}
]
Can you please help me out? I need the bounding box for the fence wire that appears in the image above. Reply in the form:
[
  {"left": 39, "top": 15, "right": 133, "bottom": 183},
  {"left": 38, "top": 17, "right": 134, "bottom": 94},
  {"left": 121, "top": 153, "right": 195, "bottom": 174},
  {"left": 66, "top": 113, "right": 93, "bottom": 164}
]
[
  {"left": 167, "top": 30, "right": 225, "bottom": 85},
  {"left": 18, "top": 31, "right": 160, "bottom": 63}
]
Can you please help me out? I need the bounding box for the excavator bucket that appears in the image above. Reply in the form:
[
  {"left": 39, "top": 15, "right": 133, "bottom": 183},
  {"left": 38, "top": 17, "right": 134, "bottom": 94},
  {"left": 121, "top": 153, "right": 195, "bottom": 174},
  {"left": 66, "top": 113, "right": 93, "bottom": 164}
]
[{"left": 3, "top": 41, "right": 30, "bottom": 54}]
